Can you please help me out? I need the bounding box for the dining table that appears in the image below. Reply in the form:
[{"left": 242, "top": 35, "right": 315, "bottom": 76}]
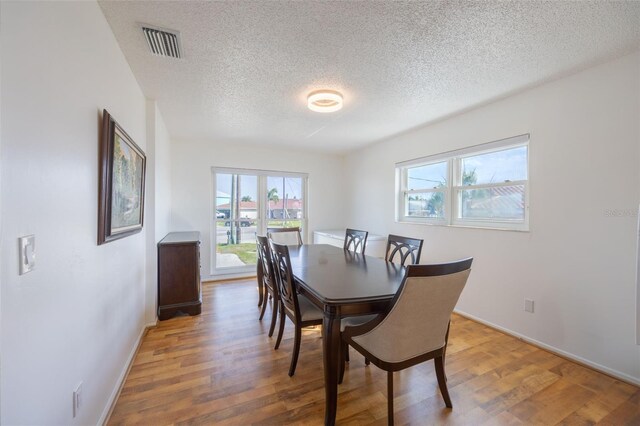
[{"left": 286, "top": 244, "right": 406, "bottom": 426}]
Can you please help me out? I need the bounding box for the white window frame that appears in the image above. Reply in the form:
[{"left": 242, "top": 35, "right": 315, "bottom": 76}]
[
  {"left": 396, "top": 134, "right": 529, "bottom": 231},
  {"left": 211, "top": 167, "right": 308, "bottom": 276}
]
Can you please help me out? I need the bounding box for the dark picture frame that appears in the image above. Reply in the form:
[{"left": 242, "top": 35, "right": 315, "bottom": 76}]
[{"left": 98, "top": 109, "right": 146, "bottom": 245}]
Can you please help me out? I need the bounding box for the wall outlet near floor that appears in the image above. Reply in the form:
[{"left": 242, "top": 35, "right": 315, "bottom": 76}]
[
  {"left": 524, "top": 298, "right": 535, "bottom": 313},
  {"left": 73, "top": 382, "right": 82, "bottom": 418}
]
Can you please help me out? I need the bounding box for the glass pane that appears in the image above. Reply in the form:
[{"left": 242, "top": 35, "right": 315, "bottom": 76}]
[
  {"left": 461, "top": 146, "right": 527, "bottom": 186},
  {"left": 267, "top": 176, "right": 304, "bottom": 229},
  {"left": 407, "top": 162, "right": 447, "bottom": 190},
  {"left": 459, "top": 184, "right": 525, "bottom": 220},
  {"left": 405, "top": 192, "right": 446, "bottom": 218},
  {"left": 215, "top": 173, "right": 257, "bottom": 268}
]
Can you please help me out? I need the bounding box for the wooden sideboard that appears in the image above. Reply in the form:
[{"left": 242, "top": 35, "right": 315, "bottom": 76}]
[{"left": 157, "top": 232, "right": 202, "bottom": 320}]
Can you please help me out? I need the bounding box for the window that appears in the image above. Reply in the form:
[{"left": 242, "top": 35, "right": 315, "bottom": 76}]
[
  {"left": 396, "top": 134, "right": 529, "bottom": 230},
  {"left": 212, "top": 168, "right": 307, "bottom": 275},
  {"left": 405, "top": 161, "right": 448, "bottom": 220}
]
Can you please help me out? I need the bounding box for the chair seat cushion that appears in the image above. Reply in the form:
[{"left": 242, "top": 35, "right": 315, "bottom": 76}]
[
  {"left": 341, "top": 314, "right": 378, "bottom": 332},
  {"left": 298, "top": 295, "right": 323, "bottom": 322}
]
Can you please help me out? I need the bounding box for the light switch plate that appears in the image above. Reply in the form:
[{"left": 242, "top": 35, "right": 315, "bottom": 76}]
[{"left": 19, "top": 235, "right": 36, "bottom": 275}]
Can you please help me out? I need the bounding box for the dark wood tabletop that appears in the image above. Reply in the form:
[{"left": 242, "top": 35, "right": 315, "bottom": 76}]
[
  {"left": 286, "top": 244, "right": 406, "bottom": 425},
  {"left": 288, "top": 244, "right": 405, "bottom": 304}
]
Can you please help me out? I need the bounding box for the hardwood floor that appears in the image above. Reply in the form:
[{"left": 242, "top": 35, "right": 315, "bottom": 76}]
[{"left": 108, "top": 279, "right": 639, "bottom": 425}]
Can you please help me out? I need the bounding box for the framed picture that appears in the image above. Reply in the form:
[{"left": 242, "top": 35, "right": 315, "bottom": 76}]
[{"left": 98, "top": 109, "right": 146, "bottom": 245}]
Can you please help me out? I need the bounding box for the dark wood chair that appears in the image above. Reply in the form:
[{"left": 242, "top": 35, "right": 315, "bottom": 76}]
[
  {"left": 341, "top": 258, "right": 473, "bottom": 425},
  {"left": 270, "top": 241, "right": 323, "bottom": 376},
  {"left": 267, "top": 227, "right": 303, "bottom": 246},
  {"left": 256, "top": 236, "right": 279, "bottom": 337},
  {"left": 344, "top": 228, "right": 368, "bottom": 254},
  {"left": 385, "top": 234, "right": 424, "bottom": 266},
  {"left": 341, "top": 229, "right": 370, "bottom": 363}
]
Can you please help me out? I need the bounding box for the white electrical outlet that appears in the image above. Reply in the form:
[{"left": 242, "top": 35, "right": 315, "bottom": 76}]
[
  {"left": 73, "top": 383, "right": 82, "bottom": 418},
  {"left": 524, "top": 298, "right": 535, "bottom": 313}
]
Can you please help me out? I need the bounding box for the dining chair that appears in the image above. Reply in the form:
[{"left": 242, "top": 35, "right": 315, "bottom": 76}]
[
  {"left": 341, "top": 229, "right": 370, "bottom": 363},
  {"left": 270, "top": 241, "right": 323, "bottom": 376},
  {"left": 256, "top": 236, "right": 280, "bottom": 337},
  {"left": 267, "top": 227, "right": 303, "bottom": 246},
  {"left": 385, "top": 234, "right": 424, "bottom": 266},
  {"left": 341, "top": 258, "right": 473, "bottom": 425},
  {"left": 344, "top": 228, "right": 368, "bottom": 254}
]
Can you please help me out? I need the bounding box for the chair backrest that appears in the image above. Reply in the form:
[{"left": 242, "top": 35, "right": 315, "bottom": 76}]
[
  {"left": 385, "top": 234, "right": 424, "bottom": 266},
  {"left": 344, "top": 228, "right": 368, "bottom": 254},
  {"left": 350, "top": 258, "right": 473, "bottom": 364},
  {"left": 269, "top": 241, "right": 301, "bottom": 320},
  {"left": 267, "top": 227, "right": 303, "bottom": 246},
  {"left": 256, "top": 235, "right": 278, "bottom": 294}
]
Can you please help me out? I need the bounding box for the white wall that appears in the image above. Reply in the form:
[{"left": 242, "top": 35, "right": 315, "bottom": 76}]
[
  {"left": 344, "top": 52, "right": 640, "bottom": 384},
  {"left": 154, "top": 107, "right": 172, "bottom": 244},
  {"left": 144, "top": 101, "right": 172, "bottom": 325},
  {"left": 170, "top": 141, "right": 345, "bottom": 280},
  {"left": 1, "top": 2, "right": 149, "bottom": 423}
]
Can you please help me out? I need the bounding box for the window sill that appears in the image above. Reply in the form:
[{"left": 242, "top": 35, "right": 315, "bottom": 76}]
[{"left": 395, "top": 220, "right": 530, "bottom": 233}]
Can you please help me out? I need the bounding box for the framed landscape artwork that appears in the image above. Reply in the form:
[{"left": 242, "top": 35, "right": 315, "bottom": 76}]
[{"left": 98, "top": 109, "right": 146, "bottom": 245}]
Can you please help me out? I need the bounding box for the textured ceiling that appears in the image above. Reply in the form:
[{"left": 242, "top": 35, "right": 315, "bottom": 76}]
[{"left": 98, "top": 1, "right": 640, "bottom": 154}]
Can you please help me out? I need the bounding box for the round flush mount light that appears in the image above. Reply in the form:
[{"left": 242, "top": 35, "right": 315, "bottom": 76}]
[{"left": 307, "top": 90, "right": 343, "bottom": 113}]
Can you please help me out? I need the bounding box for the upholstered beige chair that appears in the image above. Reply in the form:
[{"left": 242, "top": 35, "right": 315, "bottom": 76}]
[
  {"left": 344, "top": 228, "right": 368, "bottom": 254},
  {"left": 256, "top": 236, "right": 280, "bottom": 337},
  {"left": 267, "top": 227, "right": 303, "bottom": 246},
  {"left": 270, "top": 241, "right": 323, "bottom": 377},
  {"left": 385, "top": 234, "right": 424, "bottom": 266},
  {"left": 341, "top": 258, "right": 473, "bottom": 425}
]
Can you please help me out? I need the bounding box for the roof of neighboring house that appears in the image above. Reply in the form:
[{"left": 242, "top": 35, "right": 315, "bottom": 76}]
[
  {"left": 466, "top": 185, "right": 524, "bottom": 212},
  {"left": 217, "top": 201, "right": 257, "bottom": 209},
  {"left": 217, "top": 199, "right": 302, "bottom": 210},
  {"left": 269, "top": 199, "right": 302, "bottom": 209}
]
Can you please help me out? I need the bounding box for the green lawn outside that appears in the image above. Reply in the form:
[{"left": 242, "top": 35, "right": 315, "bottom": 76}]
[{"left": 217, "top": 243, "right": 257, "bottom": 265}]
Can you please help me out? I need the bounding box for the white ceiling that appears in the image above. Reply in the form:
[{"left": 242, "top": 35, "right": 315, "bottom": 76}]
[{"left": 98, "top": 1, "right": 640, "bottom": 154}]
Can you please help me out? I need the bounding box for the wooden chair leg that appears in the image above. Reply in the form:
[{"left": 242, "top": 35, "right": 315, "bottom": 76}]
[
  {"left": 442, "top": 350, "right": 447, "bottom": 382},
  {"left": 274, "top": 305, "right": 286, "bottom": 350},
  {"left": 339, "top": 341, "right": 346, "bottom": 384},
  {"left": 387, "top": 371, "right": 394, "bottom": 426},
  {"left": 345, "top": 344, "right": 350, "bottom": 362},
  {"left": 257, "top": 261, "right": 264, "bottom": 307},
  {"left": 435, "top": 356, "right": 452, "bottom": 408},
  {"left": 268, "top": 298, "right": 278, "bottom": 337},
  {"left": 289, "top": 325, "right": 302, "bottom": 377},
  {"left": 365, "top": 357, "right": 370, "bottom": 365},
  {"left": 258, "top": 289, "right": 268, "bottom": 320}
]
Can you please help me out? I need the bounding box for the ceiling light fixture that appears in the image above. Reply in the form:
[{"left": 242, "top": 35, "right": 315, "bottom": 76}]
[{"left": 307, "top": 90, "right": 343, "bottom": 113}]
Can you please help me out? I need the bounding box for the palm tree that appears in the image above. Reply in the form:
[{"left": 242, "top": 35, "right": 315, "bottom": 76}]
[
  {"left": 267, "top": 187, "right": 279, "bottom": 219},
  {"left": 241, "top": 195, "right": 252, "bottom": 202}
]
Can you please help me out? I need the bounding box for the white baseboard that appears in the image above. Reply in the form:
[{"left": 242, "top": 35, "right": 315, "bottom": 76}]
[
  {"left": 202, "top": 272, "right": 255, "bottom": 282},
  {"left": 98, "top": 324, "right": 150, "bottom": 425},
  {"left": 454, "top": 309, "right": 640, "bottom": 387}
]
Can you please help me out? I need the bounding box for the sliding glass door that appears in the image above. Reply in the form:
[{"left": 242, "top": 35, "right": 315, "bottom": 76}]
[
  {"left": 266, "top": 175, "right": 305, "bottom": 229},
  {"left": 212, "top": 168, "right": 307, "bottom": 275}
]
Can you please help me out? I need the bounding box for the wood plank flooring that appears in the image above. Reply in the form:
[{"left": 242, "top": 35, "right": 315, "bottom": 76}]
[{"left": 108, "top": 279, "right": 639, "bottom": 425}]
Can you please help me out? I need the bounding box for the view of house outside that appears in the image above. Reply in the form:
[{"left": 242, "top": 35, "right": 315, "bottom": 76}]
[
  {"left": 214, "top": 172, "right": 304, "bottom": 269},
  {"left": 406, "top": 145, "right": 527, "bottom": 221}
]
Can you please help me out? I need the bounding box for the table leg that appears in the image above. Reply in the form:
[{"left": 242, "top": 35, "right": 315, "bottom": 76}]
[{"left": 322, "top": 310, "right": 340, "bottom": 426}]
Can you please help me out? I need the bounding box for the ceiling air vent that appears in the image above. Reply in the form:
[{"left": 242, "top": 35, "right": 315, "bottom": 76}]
[{"left": 142, "top": 25, "right": 182, "bottom": 59}]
